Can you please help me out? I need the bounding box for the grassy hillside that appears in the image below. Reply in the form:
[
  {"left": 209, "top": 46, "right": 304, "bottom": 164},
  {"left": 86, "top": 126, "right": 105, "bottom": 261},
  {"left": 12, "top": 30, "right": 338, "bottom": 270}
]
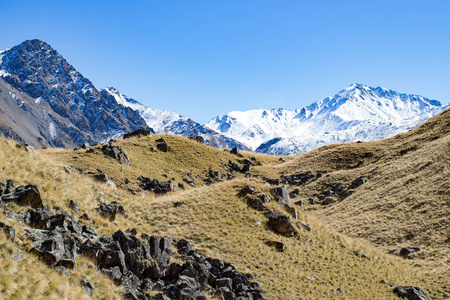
[{"left": 0, "top": 110, "right": 448, "bottom": 299}]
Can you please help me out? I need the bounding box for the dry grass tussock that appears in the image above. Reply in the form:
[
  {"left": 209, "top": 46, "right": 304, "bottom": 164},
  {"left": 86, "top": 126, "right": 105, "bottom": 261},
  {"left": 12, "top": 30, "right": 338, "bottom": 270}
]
[
  {"left": 0, "top": 127, "right": 446, "bottom": 299},
  {"left": 269, "top": 108, "right": 450, "bottom": 297}
]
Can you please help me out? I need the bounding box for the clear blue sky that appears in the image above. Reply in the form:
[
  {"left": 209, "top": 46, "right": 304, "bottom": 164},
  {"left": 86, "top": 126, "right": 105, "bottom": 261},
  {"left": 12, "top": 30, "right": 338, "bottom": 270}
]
[{"left": 1, "top": 0, "right": 449, "bottom": 123}]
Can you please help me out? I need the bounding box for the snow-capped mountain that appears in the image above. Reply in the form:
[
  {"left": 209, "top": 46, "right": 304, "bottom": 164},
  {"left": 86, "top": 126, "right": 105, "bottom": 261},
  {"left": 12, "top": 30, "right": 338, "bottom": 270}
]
[
  {"left": 101, "top": 87, "right": 250, "bottom": 150},
  {"left": 0, "top": 39, "right": 147, "bottom": 148},
  {"left": 206, "top": 83, "right": 448, "bottom": 155}
]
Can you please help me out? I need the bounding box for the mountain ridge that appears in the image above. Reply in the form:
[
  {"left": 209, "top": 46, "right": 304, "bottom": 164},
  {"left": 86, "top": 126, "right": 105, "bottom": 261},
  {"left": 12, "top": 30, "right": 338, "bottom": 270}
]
[
  {"left": 0, "top": 39, "right": 148, "bottom": 148},
  {"left": 206, "top": 83, "right": 448, "bottom": 154}
]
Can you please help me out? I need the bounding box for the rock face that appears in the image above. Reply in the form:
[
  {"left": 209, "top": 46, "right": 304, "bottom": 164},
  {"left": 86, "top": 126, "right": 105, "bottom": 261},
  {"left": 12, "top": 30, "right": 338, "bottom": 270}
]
[
  {"left": 2, "top": 182, "right": 265, "bottom": 299},
  {"left": 101, "top": 143, "right": 131, "bottom": 166},
  {"left": 1, "top": 184, "right": 43, "bottom": 208},
  {"left": 138, "top": 176, "right": 175, "bottom": 194},
  {"left": 266, "top": 212, "right": 298, "bottom": 237},
  {"left": 393, "top": 286, "right": 430, "bottom": 300},
  {"left": 0, "top": 39, "right": 148, "bottom": 148},
  {"left": 123, "top": 128, "right": 153, "bottom": 139}
]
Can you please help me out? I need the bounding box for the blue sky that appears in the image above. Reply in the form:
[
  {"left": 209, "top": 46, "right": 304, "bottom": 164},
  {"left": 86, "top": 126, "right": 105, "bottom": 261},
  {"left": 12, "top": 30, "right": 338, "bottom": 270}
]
[{"left": 1, "top": 0, "right": 449, "bottom": 123}]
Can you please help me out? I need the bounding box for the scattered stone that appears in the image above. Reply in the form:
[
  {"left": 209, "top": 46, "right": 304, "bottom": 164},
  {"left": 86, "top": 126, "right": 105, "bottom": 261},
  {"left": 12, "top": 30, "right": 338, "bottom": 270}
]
[
  {"left": 400, "top": 247, "right": 420, "bottom": 258},
  {"left": 10, "top": 248, "right": 24, "bottom": 262},
  {"left": 80, "top": 278, "right": 95, "bottom": 296},
  {"left": 322, "top": 198, "right": 333, "bottom": 205},
  {"left": 360, "top": 251, "right": 369, "bottom": 259},
  {"left": 299, "top": 221, "right": 311, "bottom": 231},
  {"left": 294, "top": 200, "right": 304, "bottom": 207},
  {"left": 279, "top": 157, "right": 286, "bottom": 163},
  {"left": 80, "top": 213, "right": 92, "bottom": 222},
  {"left": 308, "top": 198, "right": 316, "bottom": 205},
  {"left": 68, "top": 200, "right": 80, "bottom": 215},
  {"left": 96, "top": 201, "right": 126, "bottom": 221},
  {"left": 246, "top": 196, "right": 266, "bottom": 211},
  {"left": 189, "top": 135, "right": 205, "bottom": 144},
  {"left": 270, "top": 187, "right": 291, "bottom": 207},
  {"left": 138, "top": 176, "right": 175, "bottom": 194},
  {"left": 393, "top": 286, "right": 430, "bottom": 300},
  {"left": 230, "top": 147, "right": 239, "bottom": 155},
  {"left": 265, "top": 241, "right": 285, "bottom": 252},
  {"left": 93, "top": 173, "right": 117, "bottom": 189},
  {"left": 266, "top": 212, "right": 298, "bottom": 237},
  {"left": 101, "top": 143, "right": 131, "bottom": 166},
  {"left": 350, "top": 176, "right": 367, "bottom": 189},
  {"left": 241, "top": 185, "right": 256, "bottom": 195},
  {"left": 80, "top": 142, "right": 90, "bottom": 149},
  {"left": 0, "top": 222, "right": 15, "bottom": 242},
  {"left": 1, "top": 184, "right": 43, "bottom": 208},
  {"left": 183, "top": 177, "right": 196, "bottom": 187},
  {"left": 156, "top": 138, "right": 169, "bottom": 152},
  {"left": 307, "top": 274, "right": 315, "bottom": 280},
  {"left": 123, "top": 128, "right": 152, "bottom": 139}
]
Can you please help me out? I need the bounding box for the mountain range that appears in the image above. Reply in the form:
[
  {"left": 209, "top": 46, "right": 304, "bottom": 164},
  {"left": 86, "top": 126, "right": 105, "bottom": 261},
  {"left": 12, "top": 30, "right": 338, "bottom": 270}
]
[
  {"left": 0, "top": 39, "right": 448, "bottom": 154},
  {"left": 206, "top": 84, "right": 448, "bottom": 154}
]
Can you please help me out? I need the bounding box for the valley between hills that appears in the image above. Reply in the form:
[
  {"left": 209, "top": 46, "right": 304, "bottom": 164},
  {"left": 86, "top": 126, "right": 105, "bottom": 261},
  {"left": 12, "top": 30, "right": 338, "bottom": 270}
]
[{"left": 0, "top": 105, "right": 448, "bottom": 299}]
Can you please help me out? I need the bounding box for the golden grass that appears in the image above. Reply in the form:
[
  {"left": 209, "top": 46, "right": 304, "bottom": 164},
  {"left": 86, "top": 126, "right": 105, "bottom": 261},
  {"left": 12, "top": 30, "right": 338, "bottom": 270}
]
[{"left": 0, "top": 106, "right": 448, "bottom": 300}]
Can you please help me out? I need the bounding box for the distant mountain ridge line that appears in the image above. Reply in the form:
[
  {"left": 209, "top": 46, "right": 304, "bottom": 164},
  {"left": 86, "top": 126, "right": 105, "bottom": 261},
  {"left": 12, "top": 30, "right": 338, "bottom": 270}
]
[{"left": 0, "top": 39, "right": 447, "bottom": 154}]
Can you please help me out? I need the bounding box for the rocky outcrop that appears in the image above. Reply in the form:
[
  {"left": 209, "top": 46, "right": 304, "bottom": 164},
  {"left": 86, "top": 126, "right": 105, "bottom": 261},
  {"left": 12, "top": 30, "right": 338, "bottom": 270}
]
[
  {"left": 138, "top": 176, "right": 175, "bottom": 194},
  {"left": 1, "top": 184, "right": 43, "bottom": 208},
  {"left": 1, "top": 181, "right": 265, "bottom": 299},
  {"left": 101, "top": 143, "right": 131, "bottom": 166},
  {"left": 265, "top": 211, "right": 298, "bottom": 237},
  {"left": 156, "top": 138, "right": 169, "bottom": 152},
  {"left": 393, "top": 286, "right": 429, "bottom": 300},
  {"left": 123, "top": 128, "right": 153, "bottom": 139}
]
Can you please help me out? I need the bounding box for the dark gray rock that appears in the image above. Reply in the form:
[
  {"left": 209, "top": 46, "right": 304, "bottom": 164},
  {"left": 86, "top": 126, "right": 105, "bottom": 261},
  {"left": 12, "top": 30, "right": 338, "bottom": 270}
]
[
  {"left": 230, "top": 147, "right": 239, "bottom": 155},
  {"left": 96, "top": 201, "right": 126, "bottom": 221},
  {"left": 93, "top": 173, "right": 117, "bottom": 189},
  {"left": 123, "top": 128, "right": 152, "bottom": 139},
  {"left": 80, "top": 278, "right": 95, "bottom": 297},
  {"left": 400, "top": 247, "right": 420, "bottom": 258},
  {"left": 0, "top": 222, "right": 15, "bottom": 242},
  {"left": 189, "top": 135, "right": 205, "bottom": 144},
  {"left": 156, "top": 138, "right": 169, "bottom": 152},
  {"left": 1, "top": 184, "right": 43, "bottom": 208},
  {"left": 68, "top": 199, "right": 80, "bottom": 215},
  {"left": 265, "top": 240, "right": 285, "bottom": 252},
  {"left": 393, "top": 286, "right": 430, "bottom": 300},
  {"left": 322, "top": 198, "right": 333, "bottom": 205},
  {"left": 241, "top": 185, "right": 256, "bottom": 195},
  {"left": 270, "top": 187, "right": 291, "bottom": 207},
  {"left": 266, "top": 212, "right": 298, "bottom": 237},
  {"left": 101, "top": 143, "right": 131, "bottom": 166},
  {"left": 350, "top": 176, "right": 367, "bottom": 189},
  {"left": 27, "top": 229, "right": 65, "bottom": 266}
]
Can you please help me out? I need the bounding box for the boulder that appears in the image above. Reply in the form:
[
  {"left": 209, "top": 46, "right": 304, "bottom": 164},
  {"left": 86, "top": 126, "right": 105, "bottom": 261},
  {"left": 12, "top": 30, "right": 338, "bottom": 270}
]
[
  {"left": 270, "top": 187, "right": 291, "bottom": 207},
  {"left": 96, "top": 201, "right": 126, "bottom": 221},
  {"left": 350, "top": 176, "right": 367, "bottom": 189},
  {"left": 266, "top": 212, "right": 298, "bottom": 237},
  {"left": 189, "top": 135, "right": 205, "bottom": 144},
  {"left": 400, "top": 247, "right": 420, "bottom": 258},
  {"left": 0, "top": 222, "right": 15, "bottom": 242},
  {"left": 80, "top": 278, "right": 95, "bottom": 297},
  {"left": 393, "top": 286, "right": 430, "bottom": 300},
  {"left": 241, "top": 185, "right": 256, "bottom": 195},
  {"left": 27, "top": 229, "right": 65, "bottom": 266},
  {"left": 101, "top": 143, "right": 131, "bottom": 166},
  {"left": 2, "top": 185, "right": 43, "bottom": 208},
  {"left": 156, "top": 138, "right": 169, "bottom": 152},
  {"left": 68, "top": 199, "right": 80, "bottom": 215},
  {"left": 93, "top": 173, "right": 117, "bottom": 189},
  {"left": 230, "top": 147, "right": 239, "bottom": 155},
  {"left": 123, "top": 128, "right": 153, "bottom": 139}
]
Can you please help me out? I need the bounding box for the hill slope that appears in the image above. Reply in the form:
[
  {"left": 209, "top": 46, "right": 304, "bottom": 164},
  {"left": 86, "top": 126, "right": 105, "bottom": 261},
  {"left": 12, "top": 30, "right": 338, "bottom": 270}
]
[{"left": 0, "top": 108, "right": 448, "bottom": 298}]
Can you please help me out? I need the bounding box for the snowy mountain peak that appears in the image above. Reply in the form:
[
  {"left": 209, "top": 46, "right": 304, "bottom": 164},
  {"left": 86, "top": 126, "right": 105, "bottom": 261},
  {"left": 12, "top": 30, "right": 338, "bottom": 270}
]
[
  {"left": 206, "top": 84, "right": 448, "bottom": 154},
  {"left": 100, "top": 87, "right": 250, "bottom": 150}
]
